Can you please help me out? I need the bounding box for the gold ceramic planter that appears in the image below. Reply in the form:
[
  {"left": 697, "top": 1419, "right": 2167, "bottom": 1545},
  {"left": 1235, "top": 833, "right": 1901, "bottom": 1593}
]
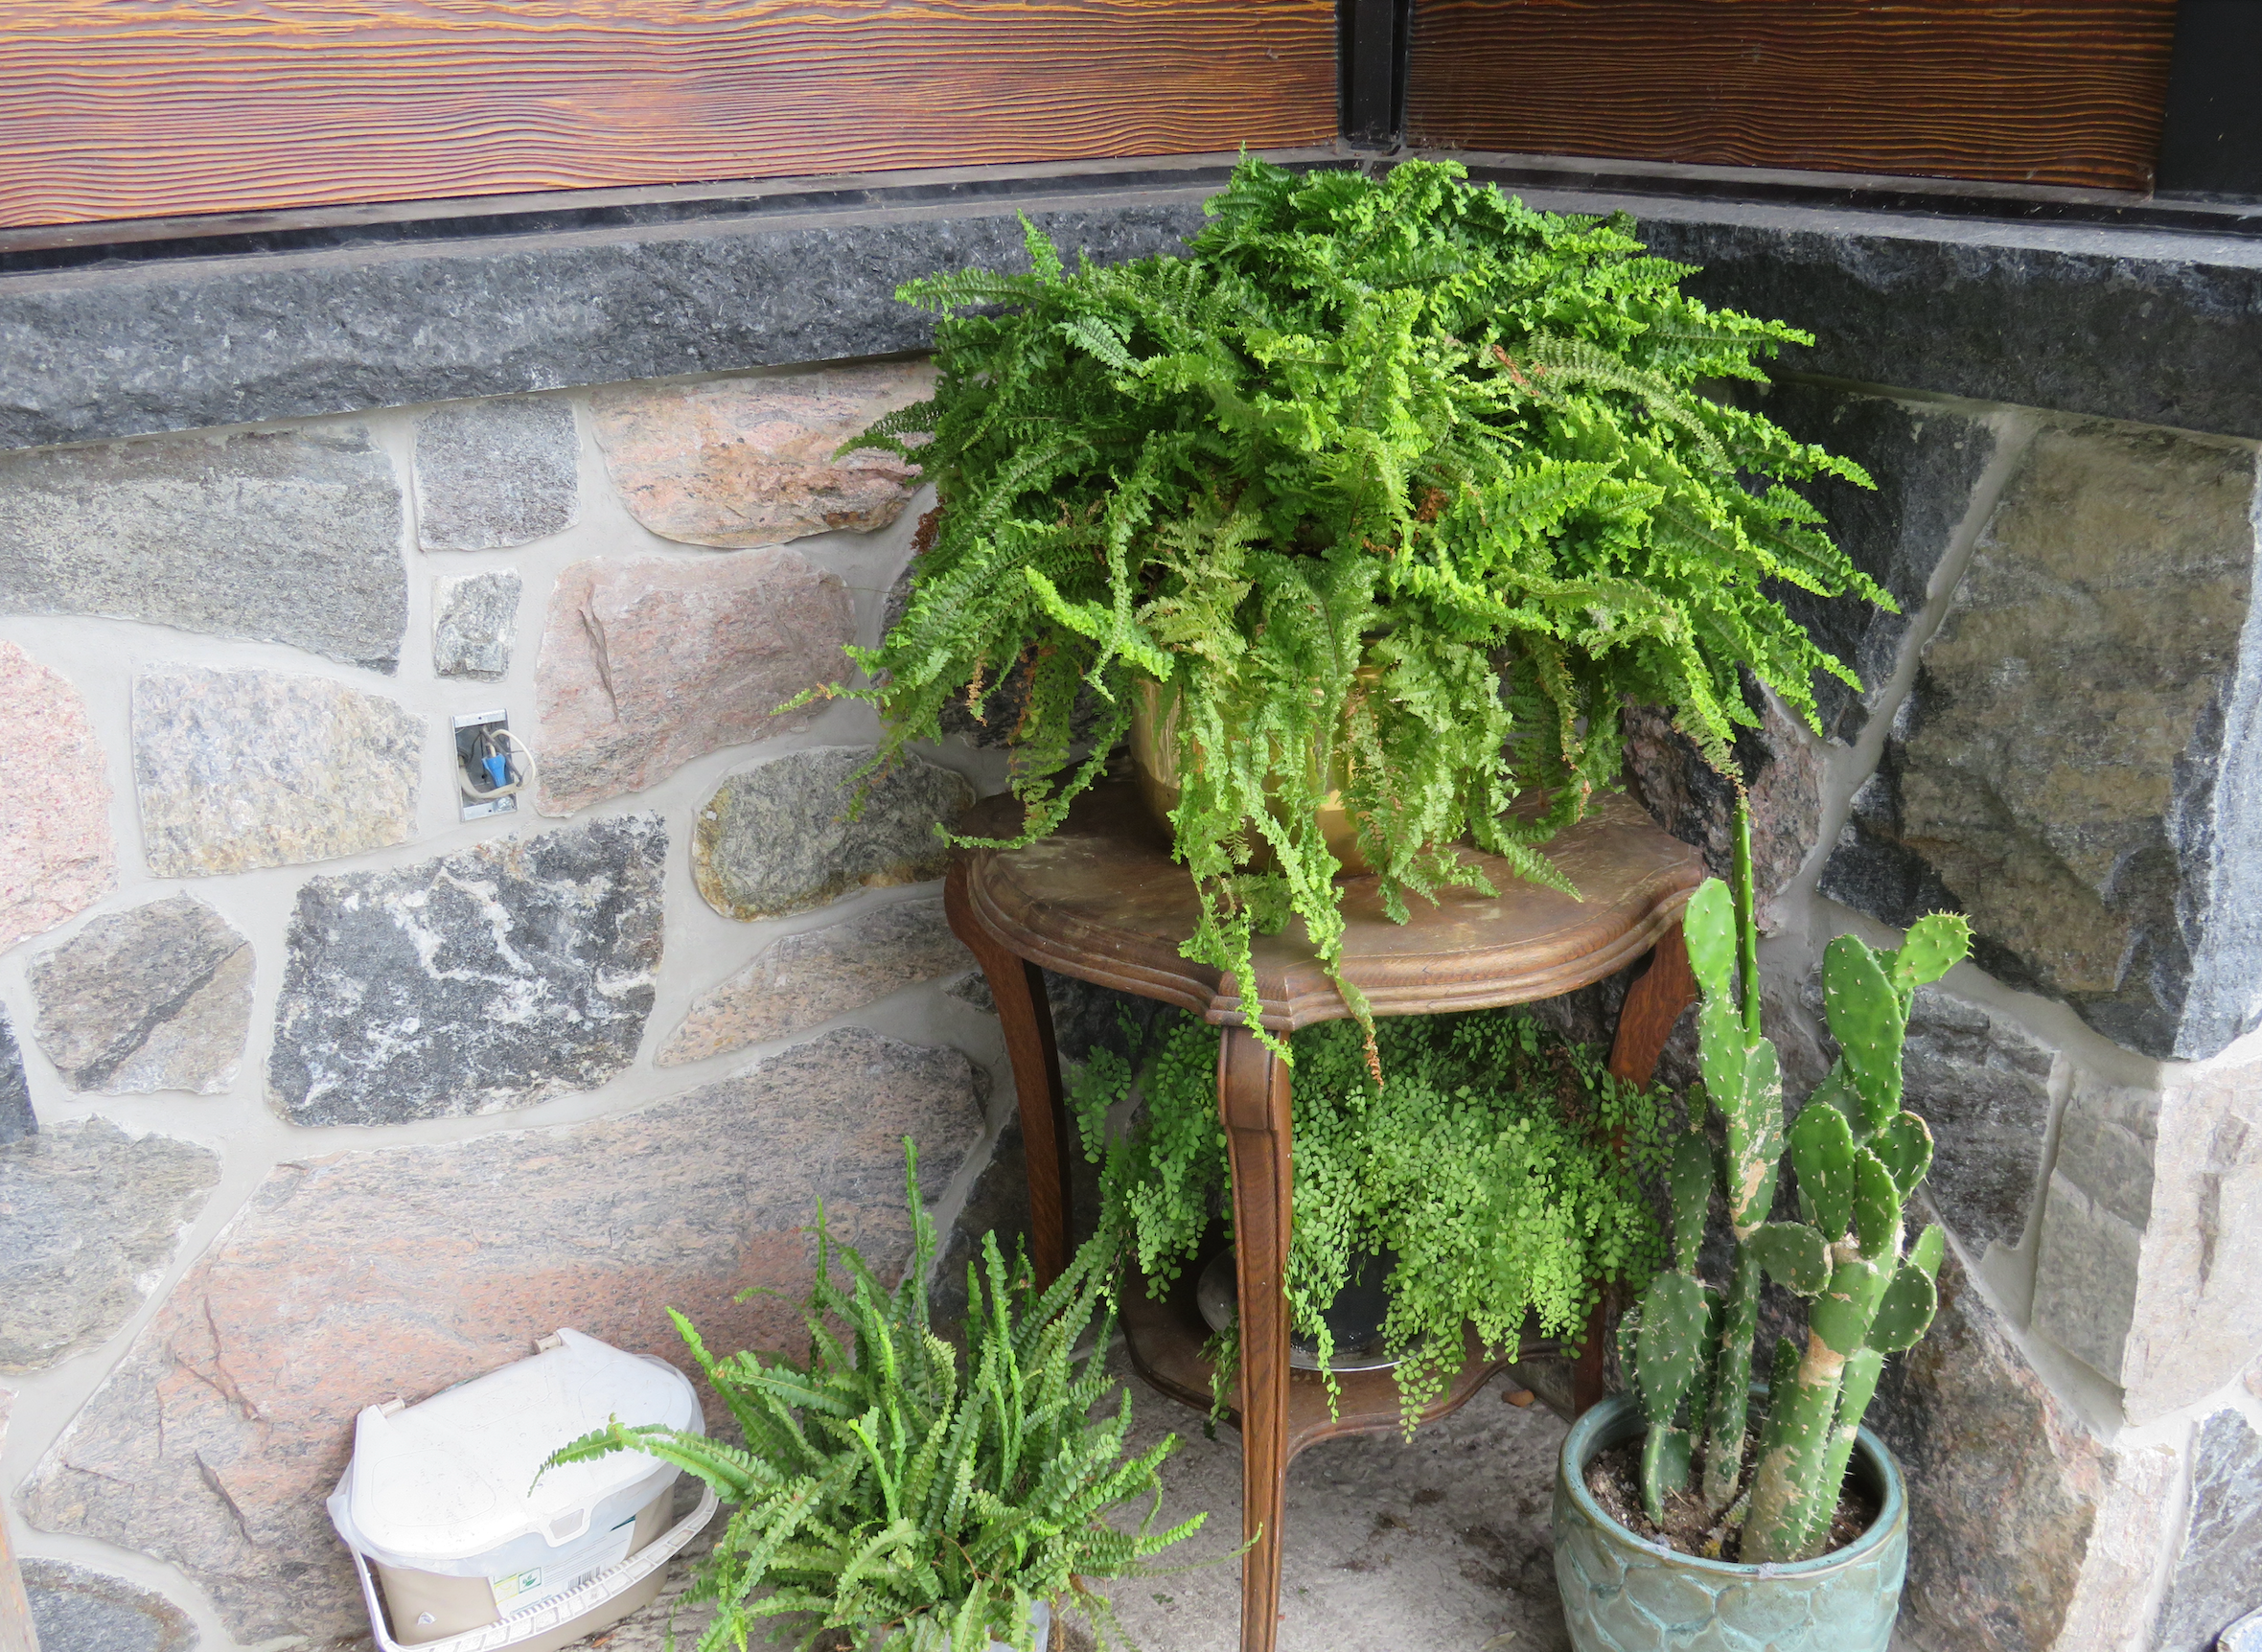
[{"left": 1125, "top": 676, "right": 1373, "bottom": 876}]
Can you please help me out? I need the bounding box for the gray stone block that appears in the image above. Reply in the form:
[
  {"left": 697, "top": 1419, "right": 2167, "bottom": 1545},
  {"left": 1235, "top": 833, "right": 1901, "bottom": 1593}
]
[
  {"left": 2030, "top": 1064, "right": 2262, "bottom": 1419},
  {"left": 1040, "top": 969, "right": 1175, "bottom": 1067},
  {"left": 28, "top": 894, "right": 252, "bottom": 1094},
  {"left": 431, "top": 567, "right": 520, "bottom": 679},
  {"left": 532, "top": 551, "right": 852, "bottom": 815},
  {"left": 132, "top": 665, "right": 424, "bottom": 878},
  {"left": 0, "top": 641, "right": 116, "bottom": 952},
  {"left": 1865, "top": 1247, "right": 2170, "bottom": 1652},
  {"left": 2220, "top": 1606, "right": 2262, "bottom": 1652},
  {"left": 267, "top": 815, "right": 666, "bottom": 1125},
  {"left": 589, "top": 363, "right": 928, "bottom": 547},
  {"left": 0, "top": 1117, "right": 220, "bottom": 1373},
  {"left": 414, "top": 396, "right": 579, "bottom": 550},
  {"left": 1736, "top": 383, "right": 1997, "bottom": 744},
  {"left": 1622, "top": 686, "right": 1822, "bottom": 934},
  {"left": 23, "top": 1560, "right": 197, "bottom": 1652},
  {"left": 0, "top": 1005, "right": 31, "bottom": 1146},
  {"left": 1802, "top": 975, "right": 2055, "bottom": 1251},
  {"left": 2155, "top": 1409, "right": 2262, "bottom": 1652},
  {"left": 2031, "top": 1168, "right": 2146, "bottom": 1382},
  {"left": 0, "top": 186, "right": 1215, "bottom": 451},
  {"left": 1818, "top": 422, "right": 2262, "bottom": 1060},
  {"left": 0, "top": 426, "right": 405, "bottom": 669},
  {"left": 692, "top": 746, "right": 973, "bottom": 922},
  {"left": 1613, "top": 195, "right": 2262, "bottom": 442},
  {"left": 658, "top": 895, "right": 973, "bottom": 1066},
  {"left": 12, "top": 169, "right": 2262, "bottom": 452},
  {"left": 26, "top": 1025, "right": 982, "bottom": 1644},
  {"left": 945, "top": 969, "right": 996, "bottom": 1014}
]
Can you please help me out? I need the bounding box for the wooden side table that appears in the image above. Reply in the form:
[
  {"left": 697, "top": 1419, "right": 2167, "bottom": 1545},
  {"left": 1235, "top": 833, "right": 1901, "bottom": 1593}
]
[{"left": 944, "top": 780, "right": 1703, "bottom": 1652}]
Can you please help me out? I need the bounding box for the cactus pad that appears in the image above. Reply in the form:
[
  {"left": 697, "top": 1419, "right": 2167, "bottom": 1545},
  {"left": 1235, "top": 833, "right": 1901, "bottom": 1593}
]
[
  {"left": 1747, "top": 1221, "right": 1833, "bottom": 1296},
  {"left": 1669, "top": 1132, "right": 1715, "bottom": 1273},
  {"left": 1822, "top": 934, "right": 1906, "bottom": 1131},
  {"left": 1891, "top": 910, "right": 1973, "bottom": 998},
  {"left": 1909, "top": 1221, "right": 1946, "bottom": 1279},
  {"left": 1723, "top": 1036, "right": 1785, "bottom": 1231},
  {"left": 1635, "top": 1270, "right": 1710, "bottom": 1426},
  {"left": 1871, "top": 1110, "right": 1934, "bottom": 1197},
  {"left": 1851, "top": 1147, "right": 1903, "bottom": 1259},
  {"left": 1812, "top": 1255, "right": 1890, "bottom": 1355},
  {"left": 1617, "top": 1299, "right": 1645, "bottom": 1407},
  {"left": 1685, "top": 879, "right": 1738, "bottom": 1003},
  {"left": 1868, "top": 1257, "right": 1939, "bottom": 1352},
  {"left": 1696, "top": 995, "right": 1748, "bottom": 1106},
  {"left": 1642, "top": 1423, "right": 1696, "bottom": 1518},
  {"left": 1788, "top": 1100, "right": 1857, "bottom": 1239}
]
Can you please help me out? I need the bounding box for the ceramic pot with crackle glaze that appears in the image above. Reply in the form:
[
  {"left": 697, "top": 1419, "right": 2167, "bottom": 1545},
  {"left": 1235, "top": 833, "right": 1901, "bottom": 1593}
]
[{"left": 1554, "top": 1392, "right": 1908, "bottom": 1652}]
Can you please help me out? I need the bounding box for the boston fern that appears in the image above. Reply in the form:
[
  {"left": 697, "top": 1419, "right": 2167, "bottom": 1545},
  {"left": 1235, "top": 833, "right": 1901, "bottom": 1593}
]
[
  {"left": 543, "top": 1146, "right": 1204, "bottom": 1652},
  {"left": 1073, "top": 1011, "right": 1668, "bottom": 1428},
  {"left": 822, "top": 155, "right": 1882, "bottom": 1056}
]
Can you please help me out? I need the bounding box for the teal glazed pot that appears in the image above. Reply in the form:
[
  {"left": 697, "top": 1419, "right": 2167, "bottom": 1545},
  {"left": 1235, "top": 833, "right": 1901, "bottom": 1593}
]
[{"left": 1553, "top": 1393, "right": 1908, "bottom": 1652}]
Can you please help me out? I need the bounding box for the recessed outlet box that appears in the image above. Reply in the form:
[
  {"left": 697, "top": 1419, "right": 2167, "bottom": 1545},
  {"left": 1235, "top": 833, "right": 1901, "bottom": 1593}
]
[{"left": 454, "top": 708, "right": 518, "bottom": 821}]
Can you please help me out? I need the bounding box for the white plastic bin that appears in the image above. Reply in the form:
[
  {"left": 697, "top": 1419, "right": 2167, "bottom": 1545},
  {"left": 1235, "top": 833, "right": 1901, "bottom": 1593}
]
[{"left": 329, "top": 1328, "right": 715, "bottom": 1652}]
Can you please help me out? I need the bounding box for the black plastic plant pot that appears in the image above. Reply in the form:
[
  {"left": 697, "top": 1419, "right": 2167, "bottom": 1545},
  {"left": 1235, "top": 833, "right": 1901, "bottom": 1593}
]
[
  {"left": 1289, "top": 1248, "right": 1396, "bottom": 1363},
  {"left": 1553, "top": 1391, "right": 1908, "bottom": 1652}
]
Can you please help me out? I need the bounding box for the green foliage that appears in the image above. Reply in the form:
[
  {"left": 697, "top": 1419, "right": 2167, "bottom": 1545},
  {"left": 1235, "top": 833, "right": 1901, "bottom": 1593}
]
[
  {"left": 817, "top": 155, "right": 1883, "bottom": 1058},
  {"left": 542, "top": 1144, "right": 1204, "bottom": 1652},
  {"left": 1625, "top": 828, "right": 1972, "bottom": 1557},
  {"left": 1073, "top": 1009, "right": 1667, "bottom": 1430}
]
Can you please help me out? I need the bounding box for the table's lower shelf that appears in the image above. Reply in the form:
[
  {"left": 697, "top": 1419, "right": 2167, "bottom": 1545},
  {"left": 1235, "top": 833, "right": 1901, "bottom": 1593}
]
[{"left": 1118, "top": 1251, "right": 1524, "bottom": 1460}]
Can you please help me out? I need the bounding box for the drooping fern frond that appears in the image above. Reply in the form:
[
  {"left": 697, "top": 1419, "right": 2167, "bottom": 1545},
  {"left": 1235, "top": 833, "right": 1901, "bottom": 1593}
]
[
  {"left": 541, "top": 1144, "right": 1207, "bottom": 1651},
  {"left": 817, "top": 159, "right": 1884, "bottom": 1062}
]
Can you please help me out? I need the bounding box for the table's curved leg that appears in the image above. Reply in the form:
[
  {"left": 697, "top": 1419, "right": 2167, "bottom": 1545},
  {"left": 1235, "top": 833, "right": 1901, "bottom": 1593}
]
[
  {"left": 945, "top": 860, "right": 1073, "bottom": 1289},
  {"left": 1219, "top": 1024, "right": 1292, "bottom": 1652},
  {"left": 1575, "top": 919, "right": 1700, "bottom": 1413}
]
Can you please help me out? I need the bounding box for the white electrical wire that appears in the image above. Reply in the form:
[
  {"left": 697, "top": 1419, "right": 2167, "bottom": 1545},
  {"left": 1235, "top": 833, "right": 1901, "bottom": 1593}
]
[{"left": 459, "top": 724, "right": 537, "bottom": 802}]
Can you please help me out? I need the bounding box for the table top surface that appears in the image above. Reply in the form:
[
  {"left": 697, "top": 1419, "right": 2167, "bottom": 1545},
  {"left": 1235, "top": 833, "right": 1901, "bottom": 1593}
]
[{"left": 955, "top": 780, "right": 1705, "bottom": 1032}]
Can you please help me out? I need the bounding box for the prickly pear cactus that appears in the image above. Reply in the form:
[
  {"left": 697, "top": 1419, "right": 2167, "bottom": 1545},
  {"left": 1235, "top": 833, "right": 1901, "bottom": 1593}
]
[{"left": 1617, "top": 810, "right": 1971, "bottom": 1564}]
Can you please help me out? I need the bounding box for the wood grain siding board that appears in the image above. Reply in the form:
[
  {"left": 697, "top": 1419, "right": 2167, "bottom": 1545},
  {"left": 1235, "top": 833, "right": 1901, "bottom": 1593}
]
[
  {"left": 1407, "top": 0, "right": 2178, "bottom": 193},
  {"left": 0, "top": 0, "right": 1337, "bottom": 230}
]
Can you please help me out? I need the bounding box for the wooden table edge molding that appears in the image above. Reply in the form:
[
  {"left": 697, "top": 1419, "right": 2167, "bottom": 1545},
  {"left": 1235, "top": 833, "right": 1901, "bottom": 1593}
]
[{"left": 943, "top": 779, "right": 1702, "bottom": 1652}]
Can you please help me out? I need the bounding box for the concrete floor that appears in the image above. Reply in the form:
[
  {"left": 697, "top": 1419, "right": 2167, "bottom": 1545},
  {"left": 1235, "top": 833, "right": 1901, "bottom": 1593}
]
[{"left": 593, "top": 1349, "right": 1575, "bottom": 1652}]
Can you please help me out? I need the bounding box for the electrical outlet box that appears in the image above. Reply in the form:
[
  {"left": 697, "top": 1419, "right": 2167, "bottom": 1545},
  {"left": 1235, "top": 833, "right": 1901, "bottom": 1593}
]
[{"left": 454, "top": 708, "right": 518, "bottom": 821}]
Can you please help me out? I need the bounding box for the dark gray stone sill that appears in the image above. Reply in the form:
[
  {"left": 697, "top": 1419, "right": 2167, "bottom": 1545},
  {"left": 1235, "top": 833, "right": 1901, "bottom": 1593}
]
[{"left": 5, "top": 147, "right": 2261, "bottom": 451}]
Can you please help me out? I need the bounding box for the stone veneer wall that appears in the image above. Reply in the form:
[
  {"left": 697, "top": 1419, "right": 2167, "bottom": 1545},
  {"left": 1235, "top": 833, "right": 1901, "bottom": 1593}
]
[
  {"left": 0, "top": 357, "right": 1075, "bottom": 1649},
  {"left": 0, "top": 187, "right": 2258, "bottom": 1651}
]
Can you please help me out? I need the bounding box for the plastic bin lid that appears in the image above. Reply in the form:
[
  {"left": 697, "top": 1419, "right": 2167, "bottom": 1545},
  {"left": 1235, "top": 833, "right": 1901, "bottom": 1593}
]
[{"left": 336, "top": 1328, "right": 703, "bottom": 1564}]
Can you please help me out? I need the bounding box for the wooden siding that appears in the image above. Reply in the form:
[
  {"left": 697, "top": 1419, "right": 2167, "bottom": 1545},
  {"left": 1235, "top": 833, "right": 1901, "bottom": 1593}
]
[
  {"left": 1406, "top": 0, "right": 2178, "bottom": 193},
  {"left": 0, "top": 0, "right": 1338, "bottom": 230}
]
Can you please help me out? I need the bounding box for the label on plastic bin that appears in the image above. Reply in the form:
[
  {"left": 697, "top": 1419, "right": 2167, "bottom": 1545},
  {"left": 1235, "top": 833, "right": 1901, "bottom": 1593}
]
[{"left": 488, "top": 1514, "right": 639, "bottom": 1618}]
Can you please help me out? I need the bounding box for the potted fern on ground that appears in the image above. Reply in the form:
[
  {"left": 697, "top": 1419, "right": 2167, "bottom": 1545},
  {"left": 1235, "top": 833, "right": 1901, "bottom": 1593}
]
[
  {"left": 819, "top": 154, "right": 1883, "bottom": 1060},
  {"left": 1553, "top": 816, "right": 1971, "bottom": 1652},
  {"left": 1072, "top": 1008, "right": 1668, "bottom": 1429},
  {"left": 544, "top": 1146, "right": 1206, "bottom": 1651}
]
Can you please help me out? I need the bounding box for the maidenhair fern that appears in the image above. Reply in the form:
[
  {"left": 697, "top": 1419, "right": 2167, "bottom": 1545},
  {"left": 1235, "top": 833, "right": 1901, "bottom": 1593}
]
[
  {"left": 818, "top": 156, "right": 1882, "bottom": 1056},
  {"left": 1073, "top": 1011, "right": 1669, "bottom": 1430}
]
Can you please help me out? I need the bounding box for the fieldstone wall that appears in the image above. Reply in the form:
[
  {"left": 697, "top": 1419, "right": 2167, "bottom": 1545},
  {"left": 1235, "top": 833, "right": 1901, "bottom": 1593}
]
[
  {"left": 0, "top": 359, "right": 1027, "bottom": 1650},
  {"left": 1638, "top": 379, "right": 2262, "bottom": 1652},
  {"left": 2, "top": 341, "right": 2258, "bottom": 1652}
]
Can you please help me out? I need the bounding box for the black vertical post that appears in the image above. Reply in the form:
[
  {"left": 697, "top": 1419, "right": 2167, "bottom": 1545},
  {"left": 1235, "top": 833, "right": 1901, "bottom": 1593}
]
[
  {"left": 1341, "top": 0, "right": 1405, "bottom": 149},
  {"left": 2157, "top": 0, "right": 2262, "bottom": 198}
]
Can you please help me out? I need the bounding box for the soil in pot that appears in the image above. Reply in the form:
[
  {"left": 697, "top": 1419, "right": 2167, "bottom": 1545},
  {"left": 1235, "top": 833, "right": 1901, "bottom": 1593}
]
[{"left": 1582, "top": 1435, "right": 1881, "bottom": 1564}]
